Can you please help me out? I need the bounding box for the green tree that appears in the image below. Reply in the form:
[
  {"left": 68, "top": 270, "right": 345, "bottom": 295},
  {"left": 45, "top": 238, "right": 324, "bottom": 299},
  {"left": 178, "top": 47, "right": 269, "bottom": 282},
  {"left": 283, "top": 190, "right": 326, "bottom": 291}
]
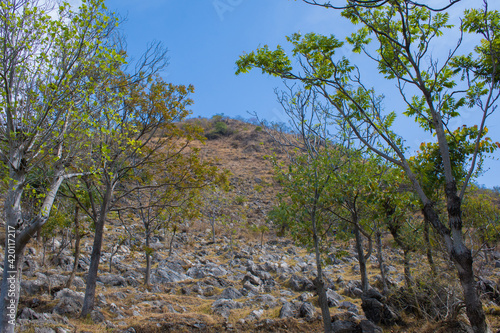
[
  {"left": 0, "top": 1, "right": 121, "bottom": 330},
  {"left": 73, "top": 68, "right": 226, "bottom": 317},
  {"left": 270, "top": 148, "right": 337, "bottom": 333},
  {"left": 236, "top": 2, "right": 500, "bottom": 332},
  {"left": 462, "top": 187, "right": 500, "bottom": 265}
]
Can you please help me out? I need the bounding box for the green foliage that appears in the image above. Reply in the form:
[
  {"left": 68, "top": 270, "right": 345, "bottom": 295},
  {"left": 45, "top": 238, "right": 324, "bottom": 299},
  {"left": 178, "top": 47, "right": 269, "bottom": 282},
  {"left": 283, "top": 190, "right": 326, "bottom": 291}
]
[
  {"left": 204, "top": 115, "right": 234, "bottom": 139},
  {"left": 410, "top": 125, "right": 499, "bottom": 198},
  {"left": 462, "top": 186, "right": 500, "bottom": 246}
]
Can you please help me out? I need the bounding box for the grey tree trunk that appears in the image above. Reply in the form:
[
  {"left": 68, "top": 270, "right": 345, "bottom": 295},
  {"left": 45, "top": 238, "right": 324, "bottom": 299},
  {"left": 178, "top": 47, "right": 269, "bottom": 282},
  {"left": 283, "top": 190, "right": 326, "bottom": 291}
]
[
  {"left": 311, "top": 207, "right": 332, "bottom": 333},
  {"left": 168, "top": 227, "right": 177, "bottom": 257},
  {"left": 354, "top": 222, "right": 369, "bottom": 293},
  {"left": 423, "top": 215, "right": 436, "bottom": 274},
  {"left": 66, "top": 206, "right": 81, "bottom": 289},
  {"left": 375, "top": 232, "right": 388, "bottom": 294},
  {"left": 145, "top": 233, "right": 151, "bottom": 286},
  {"left": 422, "top": 199, "right": 489, "bottom": 333},
  {"left": 0, "top": 243, "right": 25, "bottom": 333},
  {"left": 445, "top": 182, "right": 489, "bottom": 333},
  {"left": 81, "top": 183, "right": 113, "bottom": 318},
  {"left": 0, "top": 166, "right": 67, "bottom": 333}
]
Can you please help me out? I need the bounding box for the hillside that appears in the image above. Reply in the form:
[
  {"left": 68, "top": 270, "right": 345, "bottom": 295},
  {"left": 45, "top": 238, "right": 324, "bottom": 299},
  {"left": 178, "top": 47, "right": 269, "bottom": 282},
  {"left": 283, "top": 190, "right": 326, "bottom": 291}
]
[{"left": 6, "top": 117, "right": 500, "bottom": 333}]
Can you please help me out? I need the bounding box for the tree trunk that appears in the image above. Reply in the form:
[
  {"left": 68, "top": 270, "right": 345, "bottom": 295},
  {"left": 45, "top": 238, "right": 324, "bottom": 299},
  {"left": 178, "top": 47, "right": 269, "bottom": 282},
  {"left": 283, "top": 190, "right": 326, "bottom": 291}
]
[
  {"left": 145, "top": 232, "right": 151, "bottom": 286},
  {"left": 354, "top": 222, "right": 369, "bottom": 293},
  {"left": 375, "top": 231, "right": 388, "bottom": 294},
  {"left": 423, "top": 215, "right": 436, "bottom": 274},
  {"left": 0, "top": 167, "right": 66, "bottom": 333},
  {"left": 81, "top": 183, "right": 113, "bottom": 318},
  {"left": 446, "top": 182, "right": 489, "bottom": 333},
  {"left": 0, "top": 246, "right": 25, "bottom": 333},
  {"left": 311, "top": 208, "right": 332, "bottom": 333},
  {"left": 66, "top": 206, "right": 81, "bottom": 289},
  {"left": 211, "top": 218, "right": 216, "bottom": 244},
  {"left": 168, "top": 226, "right": 176, "bottom": 257},
  {"left": 453, "top": 248, "right": 490, "bottom": 333},
  {"left": 420, "top": 182, "right": 490, "bottom": 333}
]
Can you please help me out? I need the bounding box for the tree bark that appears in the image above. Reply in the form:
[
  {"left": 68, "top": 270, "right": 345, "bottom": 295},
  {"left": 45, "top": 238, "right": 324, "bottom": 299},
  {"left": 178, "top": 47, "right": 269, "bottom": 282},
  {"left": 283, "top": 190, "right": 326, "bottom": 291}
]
[
  {"left": 375, "top": 231, "right": 388, "bottom": 294},
  {"left": 81, "top": 183, "right": 113, "bottom": 318},
  {"left": 353, "top": 220, "right": 369, "bottom": 293},
  {"left": 311, "top": 207, "right": 332, "bottom": 333},
  {"left": 145, "top": 231, "right": 151, "bottom": 286},
  {"left": 168, "top": 226, "right": 177, "bottom": 257},
  {"left": 446, "top": 182, "right": 489, "bottom": 333},
  {"left": 0, "top": 166, "right": 67, "bottom": 332},
  {"left": 66, "top": 206, "right": 81, "bottom": 289},
  {"left": 423, "top": 216, "right": 436, "bottom": 274}
]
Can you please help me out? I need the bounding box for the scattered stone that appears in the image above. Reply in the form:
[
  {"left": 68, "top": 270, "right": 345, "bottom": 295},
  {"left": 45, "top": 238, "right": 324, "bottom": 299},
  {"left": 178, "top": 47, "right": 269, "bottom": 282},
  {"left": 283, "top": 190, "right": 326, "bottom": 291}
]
[
  {"left": 361, "top": 291, "right": 400, "bottom": 325},
  {"left": 326, "top": 289, "right": 344, "bottom": 307},
  {"left": 53, "top": 288, "right": 84, "bottom": 315},
  {"left": 331, "top": 319, "right": 358, "bottom": 333},
  {"left": 91, "top": 310, "right": 106, "bottom": 323},
  {"left": 246, "top": 309, "right": 264, "bottom": 321},
  {"left": 187, "top": 263, "right": 227, "bottom": 279},
  {"left": 279, "top": 302, "right": 297, "bottom": 319},
  {"left": 339, "top": 301, "right": 359, "bottom": 314},
  {"left": 34, "top": 328, "right": 56, "bottom": 333},
  {"left": 242, "top": 273, "right": 262, "bottom": 286},
  {"left": 288, "top": 274, "right": 314, "bottom": 292},
  {"left": 97, "top": 274, "right": 127, "bottom": 287},
  {"left": 298, "top": 302, "right": 316, "bottom": 320},
  {"left": 298, "top": 292, "right": 313, "bottom": 302},
  {"left": 211, "top": 299, "right": 242, "bottom": 318},
  {"left": 219, "top": 287, "right": 243, "bottom": 300},
  {"left": 359, "top": 319, "right": 384, "bottom": 333},
  {"left": 251, "top": 294, "right": 278, "bottom": 309},
  {"left": 18, "top": 307, "right": 41, "bottom": 320}
]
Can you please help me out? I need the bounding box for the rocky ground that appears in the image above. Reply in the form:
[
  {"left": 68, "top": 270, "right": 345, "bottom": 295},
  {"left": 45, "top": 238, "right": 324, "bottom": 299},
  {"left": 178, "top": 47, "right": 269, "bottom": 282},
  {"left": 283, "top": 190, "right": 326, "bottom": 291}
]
[
  {"left": 12, "top": 226, "right": 500, "bottom": 333},
  {"left": 8, "top": 119, "right": 500, "bottom": 332}
]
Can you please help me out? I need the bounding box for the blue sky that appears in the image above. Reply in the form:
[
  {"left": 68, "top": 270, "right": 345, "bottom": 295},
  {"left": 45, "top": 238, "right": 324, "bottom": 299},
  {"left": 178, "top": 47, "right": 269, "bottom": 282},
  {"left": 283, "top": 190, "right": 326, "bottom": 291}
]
[{"left": 103, "top": 0, "right": 499, "bottom": 188}]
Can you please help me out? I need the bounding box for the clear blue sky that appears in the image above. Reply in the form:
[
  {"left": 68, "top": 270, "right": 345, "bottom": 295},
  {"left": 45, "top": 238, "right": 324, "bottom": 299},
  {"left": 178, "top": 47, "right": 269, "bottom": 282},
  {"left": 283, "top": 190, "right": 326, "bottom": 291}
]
[{"left": 103, "top": 0, "right": 499, "bottom": 188}]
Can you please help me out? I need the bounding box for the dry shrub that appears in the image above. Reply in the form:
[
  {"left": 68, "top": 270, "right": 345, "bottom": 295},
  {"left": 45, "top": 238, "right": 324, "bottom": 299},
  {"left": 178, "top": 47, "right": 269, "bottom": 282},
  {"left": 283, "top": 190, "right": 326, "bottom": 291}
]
[{"left": 388, "top": 276, "right": 463, "bottom": 322}]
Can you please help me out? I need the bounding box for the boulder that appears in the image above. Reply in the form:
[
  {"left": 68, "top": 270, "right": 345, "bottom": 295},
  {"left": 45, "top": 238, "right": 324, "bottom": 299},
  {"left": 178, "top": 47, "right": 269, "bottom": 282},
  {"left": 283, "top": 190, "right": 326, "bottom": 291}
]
[
  {"left": 288, "top": 274, "right": 315, "bottom": 292},
  {"left": 21, "top": 273, "right": 73, "bottom": 296},
  {"left": 326, "top": 289, "right": 345, "bottom": 307},
  {"left": 53, "top": 288, "right": 84, "bottom": 315},
  {"left": 151, "top": 267, "right": 191, "bottom": 284},
  {"left": 187, "top": 263, "right": 227, "bottom": 279},
  {"left": 331, "top": 320, "right": 358, "bottom": 333},
  {"left": 18, "top": 307, "right": 41, "bottom": 320},
  {"left": 211, "top": 299, "right": 242, "bottom": 318},
  {"left": 97, "top": 274, "right": 127, "bottom": 287},
  {"left": 298, "top": 302, "right": 316, "bottom": 320},
  {"left": 251, "top": 295, "right": 278, "bottom": 309},
  {"left": 359, "top": 319, "right": 383, "bottom": 333},
  {"left": 279, "top": 302, "right": 297, "bottom": 319},
  {"left": 339, "top": 301, "right": 359, "bottom": 314},
  {"left": 298, "top": 292, "right": 313, "bottom": 302},
  {"left": 246, "top": 309, "right": 264, "bottom": 321},
  {"left": 361, "top": 292, "right": 400, "bottom": 326},
  {"left": 218, "top": 287, "right": 243, "bottom": 300},
  {"left": 91, "top": 310, "right": 106, "bottom": 323},
  {"left": 34, "top": 328, "right": 56, "bottom": 333},
  {"left": 242, "top": 273, "right": 262, "bottom": 286}
]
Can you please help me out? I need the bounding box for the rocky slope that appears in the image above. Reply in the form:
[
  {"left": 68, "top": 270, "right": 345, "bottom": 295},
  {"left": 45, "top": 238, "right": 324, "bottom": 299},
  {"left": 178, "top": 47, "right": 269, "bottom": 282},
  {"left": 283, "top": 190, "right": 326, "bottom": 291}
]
[{"left": 6, "top": 117, "right": 500, "bottom": 332}]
